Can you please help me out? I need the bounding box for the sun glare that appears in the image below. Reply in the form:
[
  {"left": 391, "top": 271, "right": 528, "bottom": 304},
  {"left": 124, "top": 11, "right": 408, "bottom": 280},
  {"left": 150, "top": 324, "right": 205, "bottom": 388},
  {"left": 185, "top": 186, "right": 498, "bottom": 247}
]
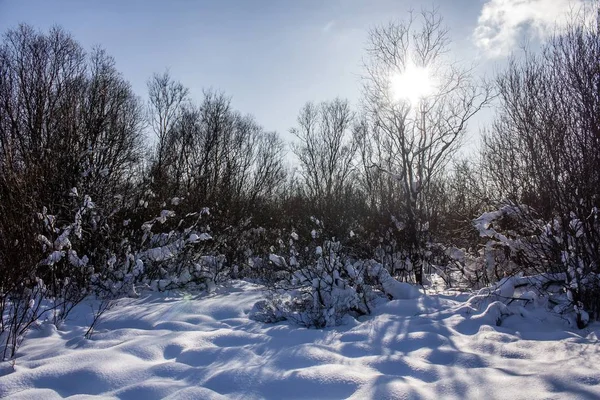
[{"left": 390, "top": 63, "right": 434, "bottom": 106}]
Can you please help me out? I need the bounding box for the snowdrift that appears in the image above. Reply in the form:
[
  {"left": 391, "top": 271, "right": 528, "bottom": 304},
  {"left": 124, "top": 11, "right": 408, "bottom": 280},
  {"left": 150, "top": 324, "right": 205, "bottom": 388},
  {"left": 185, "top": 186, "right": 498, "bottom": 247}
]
[{"left": 1, "top": 281, "right": 599, "bottom": 399}]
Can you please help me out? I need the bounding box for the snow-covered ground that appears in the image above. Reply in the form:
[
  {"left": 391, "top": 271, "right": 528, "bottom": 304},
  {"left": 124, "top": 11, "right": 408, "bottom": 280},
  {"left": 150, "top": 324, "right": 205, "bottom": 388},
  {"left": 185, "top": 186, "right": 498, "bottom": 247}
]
[{"left": 1, "top": 281, "right": 599, "bottom": 399}]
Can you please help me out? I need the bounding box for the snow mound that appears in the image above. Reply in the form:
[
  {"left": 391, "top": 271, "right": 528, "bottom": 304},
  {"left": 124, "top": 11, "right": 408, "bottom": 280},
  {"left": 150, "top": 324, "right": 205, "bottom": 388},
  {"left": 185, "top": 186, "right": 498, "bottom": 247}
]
[{"left": 367, "top": 261, "right": 422, "bottom": 299}]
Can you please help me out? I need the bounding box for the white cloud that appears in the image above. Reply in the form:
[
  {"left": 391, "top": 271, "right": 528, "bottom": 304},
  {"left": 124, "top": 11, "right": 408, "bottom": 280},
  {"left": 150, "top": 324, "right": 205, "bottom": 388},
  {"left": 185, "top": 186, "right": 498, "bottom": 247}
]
[
  {"left": 323, "top": 20, "right": 336, "bottom": 33},
  {"left": 474, "top": 0, "right": 593, "bottom": 57}
]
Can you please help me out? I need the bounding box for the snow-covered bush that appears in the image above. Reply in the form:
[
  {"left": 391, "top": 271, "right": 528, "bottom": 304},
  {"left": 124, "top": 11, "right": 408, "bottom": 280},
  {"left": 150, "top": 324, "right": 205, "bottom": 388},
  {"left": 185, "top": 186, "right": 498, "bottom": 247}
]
[
  {"left": 1, "top": 193, "right": 101, "bottom": 359},
  {"left": 365, "top": 214, "right": 432, "bottom": 285},
  {"left": 125, "top": 205, "right": 223, "bottom": 292},
  {"left": 470, "top": 202, "right": 600, "bottom": 327},
  {"left": 544, "top": 212, "right": 600, "bottom": 326},
  {"left": 473, "top": 203, "right": 546, "bottom": 278},
  {"left": 250, "top": 232, "right": 421, "bottom": 328},
  {"left": 460, "top": 272, "right": 592, "bottom": 329},
  {"left": 0, "top": 188, "right": 223, "bottom": 359},
  {"left": 427, "top": 244, "right": 487, "bottom": 290},
  {"left": 0, "top": 279, "right": 47, "bottom": 360},
  {"left": 251, "top": 240, "right": 367, "bottom": 328}
]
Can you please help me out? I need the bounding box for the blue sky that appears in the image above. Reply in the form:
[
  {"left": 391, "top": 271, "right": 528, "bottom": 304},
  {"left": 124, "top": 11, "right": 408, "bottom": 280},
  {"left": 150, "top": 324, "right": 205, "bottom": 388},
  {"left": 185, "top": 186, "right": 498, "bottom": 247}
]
[{"left": 0, "top": 0, "right": 588, "bottom": 144}]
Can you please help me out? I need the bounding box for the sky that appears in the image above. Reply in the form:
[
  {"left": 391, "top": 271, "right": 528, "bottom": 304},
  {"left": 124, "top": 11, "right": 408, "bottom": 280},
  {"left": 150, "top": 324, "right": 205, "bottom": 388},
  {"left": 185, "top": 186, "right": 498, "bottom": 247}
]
[{"left": 0, "top": 0, "right": 591, "bottom": 147}]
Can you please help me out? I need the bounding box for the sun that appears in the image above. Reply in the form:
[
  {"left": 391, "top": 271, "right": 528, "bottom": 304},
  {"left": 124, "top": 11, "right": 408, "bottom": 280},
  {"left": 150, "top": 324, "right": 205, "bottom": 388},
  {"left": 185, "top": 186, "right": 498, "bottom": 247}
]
[{"left": 389, "top": 63, "right": 434, "bottom": 106}]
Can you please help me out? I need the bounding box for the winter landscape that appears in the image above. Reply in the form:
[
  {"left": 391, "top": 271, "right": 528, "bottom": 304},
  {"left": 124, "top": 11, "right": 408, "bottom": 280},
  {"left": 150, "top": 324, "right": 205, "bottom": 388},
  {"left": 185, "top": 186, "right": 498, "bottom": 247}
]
[{"left": 1, "top": 0, "right": 600, "bottom": 399}]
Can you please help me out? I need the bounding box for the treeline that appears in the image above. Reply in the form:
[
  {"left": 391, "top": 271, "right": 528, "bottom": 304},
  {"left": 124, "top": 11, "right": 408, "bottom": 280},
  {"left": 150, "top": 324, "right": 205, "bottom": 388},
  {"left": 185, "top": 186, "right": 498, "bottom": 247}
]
[{"left": 0, "top": 8, "right": 599, "bottom": 356}]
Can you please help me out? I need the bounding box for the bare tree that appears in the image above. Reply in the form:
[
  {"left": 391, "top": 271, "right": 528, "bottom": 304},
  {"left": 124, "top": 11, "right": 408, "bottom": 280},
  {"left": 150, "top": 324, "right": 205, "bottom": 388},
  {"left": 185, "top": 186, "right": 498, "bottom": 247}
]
[
  {"left": 483, "top": 7, "right": 600, "bottom": 320},
  {"left": 291, "top": 99, "right": 358, "bottom": 209},
  {"left": 362, "top": 8, "right": 492, "bottom": 283},
  {"left": 0, "top": 24, "right": 88, "bottom": 281},
  {"left": 354, "top": 115, "right": 404, "bottom": 213},
  {"left": 247, "top": 130, "right": 287, "bottom": 204},
  {"left": 147, "top": 70, "right": 189, "bottom": 186},
  {"left": 80, "top": 48, "right": 146, "bottom": 206},
  {"left": 149, "top": 87, "right": 286, "bottom": 221},
  {"left": 0, "top": 24, "right": 147, "bottom": 357}
]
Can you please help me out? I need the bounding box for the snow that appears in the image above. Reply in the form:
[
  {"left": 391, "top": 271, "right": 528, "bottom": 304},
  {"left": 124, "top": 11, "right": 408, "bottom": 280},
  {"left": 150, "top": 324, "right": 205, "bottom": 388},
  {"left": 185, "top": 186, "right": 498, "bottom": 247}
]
[
  {"left": 1, "top": 281, "right": 599, "bottom": 399},
  {"left": 43, "top": 250, "right": 64, "bottom": 266},
  {"left": 187, "top": 232, "right": 212, "bottom": 243},
  {"left": 157, "top": 210, "right": 175, "bottom": 224},
  {"left": 488, "top": 275, "right": 516, "bottom": 299},
  {"left": 368, "top": 261, "right": 422, "bottom": 299},
  {"left": 268, "top": 254, "right": 287, "bottom": 268}
]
